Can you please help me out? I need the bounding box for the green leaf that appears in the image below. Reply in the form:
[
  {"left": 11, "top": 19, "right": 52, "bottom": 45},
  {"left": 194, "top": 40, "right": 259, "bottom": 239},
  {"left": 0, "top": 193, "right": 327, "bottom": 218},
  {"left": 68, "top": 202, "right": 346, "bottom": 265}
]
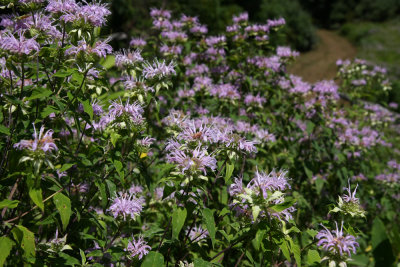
[
  {"left": 110, "top": 132, "right": 120, "bottom": 147},
  {"left": 224, "top": 163, "right": 234, "bottom": 183},
  {"left": 307, "top": 250, "right": 321, "bottom": 265},
  {"left": 97, "top": 182, "right": 107, "bottom": 209},
  {"left": 53, "top": 70, "right": 73, "bottom": 77},
  {"left": 27, "top": 175, "right": 44, "bottom": 212},
  {"left": 141, "top": 251, "right": 164, "bottom": 267},
  {"left": 41, "top": 106, "right": 59, "bottom": 118},
  {"left": 26, "top": 87, "right": 52, "bottom": 100},
  {"left": 0, "top": 199, "right": 19, "bottom": 209},
  {"left": 303, "top": 165, "right": 313, "bottom": 179},
  {"left": 202, "top": 208, "right": 216, "bottom": 248},
  {"left": 53, "top": 193, "right": 72, "bottom": 230},
  {"left": 315, "top": 178, "right": 325, "bottom": 194},
  {"left": 59, "top": 163, "right": 74, "bottom": 172},
  {"left": 12, "top": 225, "right": 36, "bottom": 263},
  {"left": 252, "top": 229, "right": 265, "bottom": 250},
  {"left": 193, "top": 258, "right": 212, "bottom": 267},
  {"left": 306, "top": 121, "right": 315, "bottom": 134},
  {"left": 0, "top": 236, "right": 14, "bottom": 266},
  {"left": 106, "top": 180, "right": 116, "bottom": 200},
  {"left": 82, "top": 99, "right": 93, "bottom": 120},
  {"left": 113, "top": 160, "right": 124, "bottom": 180},
  {"left": 289, "top": 239, "right": 301, "bottom": 267},
  {"left": 59, "top": 252, "right": 80, "bottom": 266},
  {"left": 306, "top": 229, "right": 318, "bottom": 238},
  {"left": 279, "top": 240, "right": 291, "bottom": 262},
  {"left": 270, "top": 198, "right": 296, "bottom": 212},
  {"left": 0, "top": 125, "right": 10, "bottom": 135},
  {"left": 252, "top": 205, "right": 261, "bottom": 221},
  {"left": 100, "top": 55, "right": 115, "bottom": 69},
  {"left": 172, "top": 207, "right": 187, "bottom": 240},
  {"left": 372, "top": 217, "right": 387, "bottom": 249},
  {"left": 80, "top": 249, "right": 86, "bottom": 265}
]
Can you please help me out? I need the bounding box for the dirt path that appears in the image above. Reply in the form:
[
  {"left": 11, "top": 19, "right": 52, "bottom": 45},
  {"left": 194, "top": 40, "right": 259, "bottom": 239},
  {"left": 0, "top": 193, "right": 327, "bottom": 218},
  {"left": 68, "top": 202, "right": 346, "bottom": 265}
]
[{"left": 288, "top": 29, "right": 357, "bottom": 83}]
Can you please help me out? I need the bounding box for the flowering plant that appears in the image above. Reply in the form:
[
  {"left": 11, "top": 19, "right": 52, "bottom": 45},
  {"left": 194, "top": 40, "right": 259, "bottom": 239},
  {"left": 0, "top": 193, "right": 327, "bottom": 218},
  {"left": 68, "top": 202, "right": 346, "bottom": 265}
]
[{"left": 0, "top": 2, "right": 399, "bottom": 267}]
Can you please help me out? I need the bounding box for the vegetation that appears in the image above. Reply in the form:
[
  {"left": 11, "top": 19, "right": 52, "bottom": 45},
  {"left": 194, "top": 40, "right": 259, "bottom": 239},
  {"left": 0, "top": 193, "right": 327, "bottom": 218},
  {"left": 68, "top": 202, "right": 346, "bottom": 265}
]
[{"left": 0, "top": 1, "right": 399, "bottom": 266}]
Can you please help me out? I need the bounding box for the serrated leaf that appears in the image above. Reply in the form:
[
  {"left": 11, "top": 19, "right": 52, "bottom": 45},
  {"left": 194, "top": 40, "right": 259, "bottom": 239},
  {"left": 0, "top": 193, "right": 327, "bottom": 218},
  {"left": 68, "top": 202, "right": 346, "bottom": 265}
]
[
  {"left": 82, "top": 99, "right": 93, "bottom": 120},
  {"left": 97, "top": 182, "right": 107, "bottom": 208},
  {"left": 270, "top": 198, "right": 296, "bottom": 212},
  {"left": 12, "top": 225, "right": 36, "bottom": 263},
  {"left": 59, "top": 163, "right": 74, "bottom": 172},
  {"left": 100, "top": 55, "right": 115, "bottom": 69},
  {"left": 141, "top": 251, "right": 164, "bottom": 267},
  {"left": 0, "top": 236, "right": 14, "bottom": 266},
  {"left": 26, "top": 87, "right": 52, "bottom": 100},
  {"left": 279, "top": 240, "right": 291, "bottom": 261},
  {"left": 253, "top": 229, "right": 265, "bottom": 250},
  {"left": 225, "top": 163, "right": 234, "bottom": 183},
  {"left": 41, "top": 106, "right": 58, "bottom": 118},
  {"left": 59, "top": 252, "right": 81, "bottom": 266},
  {"left": 106, "top": 180, "right": 116, "bottom": 200},
  {"left": 252, "top": 205, "right": 261, "bottom": 221},
  {"left": 372, "top": 217, "right": 387, "bottom": 250},
  {"left": 113, "top": 160, "right": 124, "bottom": 180},
  {"left": 110, "top": 132, "right": 120, "bottom": 147},
  {"left": 306, "top": 229, "right": 318, "bottom": 238},
  {"left": 304, "top": 165, "right": 313, "bottom": 179},
  {"left": 289, "top": 239, "right": 301, "bottom": 267},
  {"left": 53, "top": 70, "right": 73, "bottom": 77},
  {"left": 0, "top": 125, "right": 10, "bottom": 135},
  {"left": 307, "top": 250, "right": 321, "bottom": 265},
  {"left": 53, "top": 193, "right": 71, "bottom": 230},
  {"left": 0, "top": 199, "right": 19, "bottom": 209},
  {"left": 306, "top": 121, "right": 315, "bottom": 134},
  {"left": 27, "top": 176, "right": 44, "bottom": 212},
  {"left": 203, "top": 208, "right": 216, "bottom": 248},
  {"left": 193, "top": 258, "right": 212, "bottom": 267},
  {"left": 172, "top": 207, "right": 187, "bottom": 240}
]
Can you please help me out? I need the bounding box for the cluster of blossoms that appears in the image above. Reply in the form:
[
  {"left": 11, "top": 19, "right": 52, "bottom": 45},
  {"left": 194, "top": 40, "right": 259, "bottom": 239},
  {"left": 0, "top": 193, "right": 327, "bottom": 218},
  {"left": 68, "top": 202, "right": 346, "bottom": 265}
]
[
  {"left": 108, "top": 192, "right": 144, "bottom": 221},
  {"left": 337, "top": 58, "right": 392, "bottom": 99},
  {"left": 186, "top": 225, "right": 209, "bottom": 243},
  {"left": 14, "top": 124, "right": 57, "bottom": 154},
  {"left": 125, "top": 236, "right": 151, "bottom": 260},
  {"left": 375, "top": 160, "right": 400, "bottom": 185},
  {"left": 330, "top": 180, "right": 365, "bottom": 218},
  {"left": 229, "top": 170, "right": 295, "bottom": 222},
  {"left": 316, "top": 221, "right": 359, "bottom": 263}
]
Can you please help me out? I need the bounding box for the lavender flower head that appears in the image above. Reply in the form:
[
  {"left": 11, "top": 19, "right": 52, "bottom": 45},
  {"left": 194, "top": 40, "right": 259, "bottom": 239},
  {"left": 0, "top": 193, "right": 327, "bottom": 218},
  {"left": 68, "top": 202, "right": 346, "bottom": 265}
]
[
  {"left": 65, "top": 38, "right": 112, "bottom": 58},
  {"left": 333, "top": 180, "right": 365, "bottom": 217},
  {"left": 108, "top": 98, "right": 144, "bottom": 125},
  {"left": 115, "top": 49, "right": 143, "bottom": 68},
  {"left": 247, "top": 169, "right": 291, "bottom": 199},
  {"left": 316, "top": 221, "right": 359, "bottom": 258},
  {"left": 46, "top": 0, "right": 79, "bottom": 14},
  {"left": 125, "top": 236, "right": 151, "bottom": 260},
  {"left": 0, "top": 32, "right": 40, "bottom": 55},
  {"left": 167, "top": 146, "right": 217, "bottom": 175},
  {"left": 61, "top": 1, "right": 111, "bottom": 27},
  {"left": 14, "top": 124, "right": 58, "bottom": 153},
  {"left": 142, "top": 59, "right": 176, "bottom": 79},
  {"left": 186, "top": 225, "right": 209, "bottom": 243},
  {"left": 130, "top": 37, "right": 147, "bottom": 48},
  {"left": 342, "top": 180, "right": 359, "bottom": 203},
  {"left": 108, "top": 192, "right": 144, "bottom": 220}
]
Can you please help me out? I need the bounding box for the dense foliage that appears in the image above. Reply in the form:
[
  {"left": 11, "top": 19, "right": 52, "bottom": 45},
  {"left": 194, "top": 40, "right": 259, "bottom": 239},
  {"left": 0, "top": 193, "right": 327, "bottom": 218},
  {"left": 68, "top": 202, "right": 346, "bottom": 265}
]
[{"left": 0, "top": 1, "right": 399, "bottom": 267}]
